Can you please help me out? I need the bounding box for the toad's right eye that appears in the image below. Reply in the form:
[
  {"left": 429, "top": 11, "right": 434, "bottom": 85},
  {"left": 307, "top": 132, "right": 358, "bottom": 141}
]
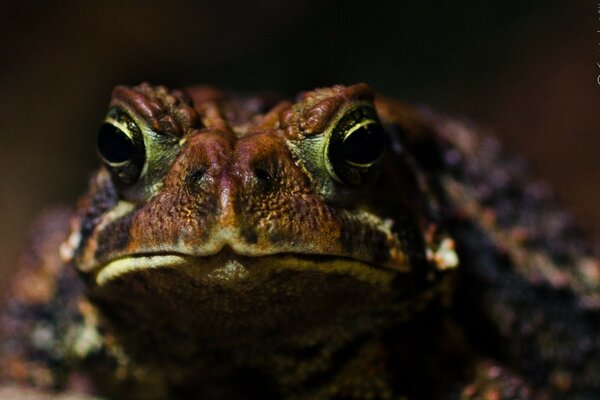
[
  {"left": 97, "top": 114, "right": 145, "bottom": 185},
  {"left": 325, "top": 106, "right": 386, "bottom": 186}
]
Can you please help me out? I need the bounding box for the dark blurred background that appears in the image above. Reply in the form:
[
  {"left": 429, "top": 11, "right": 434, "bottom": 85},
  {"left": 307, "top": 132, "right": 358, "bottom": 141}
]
[{"left": 1, "top": 1, "right": 599, "bottom": 290}]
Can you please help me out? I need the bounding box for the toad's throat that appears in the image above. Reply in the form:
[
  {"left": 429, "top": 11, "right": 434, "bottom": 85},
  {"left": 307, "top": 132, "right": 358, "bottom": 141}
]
[{"left": 93, "top": 251, "right": 399, "bottom": 287}]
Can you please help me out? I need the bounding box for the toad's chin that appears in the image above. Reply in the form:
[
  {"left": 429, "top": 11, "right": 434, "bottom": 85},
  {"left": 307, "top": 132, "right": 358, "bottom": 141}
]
[{"left": 84, "top": 252, "right": 426, "bottom": 353}]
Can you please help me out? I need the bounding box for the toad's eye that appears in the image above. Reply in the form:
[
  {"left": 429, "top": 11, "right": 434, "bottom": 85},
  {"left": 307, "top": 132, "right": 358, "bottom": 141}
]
[
  {"left": 97, "top": 114, "right": 145, "bottom": 185},
  {"left": 341, "top": 121, "right": 385, "bottom": 165},
  {"left": 326, "top": 107, "right": 386, "bottom": 185},
  {"left": 97, "top": 123, "right": 134, "bottom": 164}
]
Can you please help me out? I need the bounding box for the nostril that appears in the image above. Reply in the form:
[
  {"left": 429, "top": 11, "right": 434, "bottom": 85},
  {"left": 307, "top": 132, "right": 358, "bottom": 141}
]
[
  {"left": 253, "top": 166, "right": 275, "bottom": 192},
  {"left": 254, "top": 167, "right": 271, "bottom": 182},
  {"left": 186, "top": 167, "right": 208, "bottom": 193}
]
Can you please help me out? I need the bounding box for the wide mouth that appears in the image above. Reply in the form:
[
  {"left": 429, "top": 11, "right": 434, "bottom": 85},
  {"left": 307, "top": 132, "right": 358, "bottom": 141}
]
[
  {"left": 95, "top": 253, "right": 189, "bottom": 285},
  {"left": 92, "top": 251, "right": 398, "bottom": 287},
  {"left": 85, "top": 251, "right": 421, "bottom": 358}
]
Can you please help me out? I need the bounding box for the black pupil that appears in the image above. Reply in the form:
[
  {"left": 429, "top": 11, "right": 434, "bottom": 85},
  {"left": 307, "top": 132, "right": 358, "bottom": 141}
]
[
  {"left": 97, "top": 123, "right": 135, "bottom": 164},
  {"left": 342, "top": 123, "right": 385, "bottom": 165}
]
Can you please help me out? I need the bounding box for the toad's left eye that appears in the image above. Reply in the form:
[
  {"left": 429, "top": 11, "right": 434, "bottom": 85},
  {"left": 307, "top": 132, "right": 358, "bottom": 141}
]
[
  {"left": 326, "top": 107, "right": 386, "bottom": 185},
  {"left": 96, "top": 111, "right": 146, "bottom": 186},
  {"left": 97, "top": 123, "right": 136, "bottom": 164}
]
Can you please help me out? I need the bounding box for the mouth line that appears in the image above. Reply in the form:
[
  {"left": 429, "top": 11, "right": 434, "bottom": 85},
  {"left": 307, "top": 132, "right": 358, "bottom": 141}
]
[
  {"left": 95, "top": 253, "right": 190, "bottom": 285},
  {"left": 92, "top": 251, "right": 395, "bottom": 286}
]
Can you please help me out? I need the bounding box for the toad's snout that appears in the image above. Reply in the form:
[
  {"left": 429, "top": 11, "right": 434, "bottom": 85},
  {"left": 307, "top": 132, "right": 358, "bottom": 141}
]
[{"left": 172, "top": 129, "right": 306, "bottom": 231}]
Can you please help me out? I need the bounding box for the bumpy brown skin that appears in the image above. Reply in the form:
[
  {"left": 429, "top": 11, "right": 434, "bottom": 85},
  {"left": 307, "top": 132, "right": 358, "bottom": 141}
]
[{"left": 1, "top": 83, "right": 599, "bottom": 400}]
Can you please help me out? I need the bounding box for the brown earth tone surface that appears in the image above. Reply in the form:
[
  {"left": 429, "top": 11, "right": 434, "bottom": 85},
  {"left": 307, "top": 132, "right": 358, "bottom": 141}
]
[{"left": 1, "top": 1, "right": 598, "bottom": 291}]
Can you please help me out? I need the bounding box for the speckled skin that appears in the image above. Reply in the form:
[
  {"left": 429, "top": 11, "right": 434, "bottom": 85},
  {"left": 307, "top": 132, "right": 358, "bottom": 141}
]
[{"left": 1, "top": 84, "right": 598, "bottom": 399}]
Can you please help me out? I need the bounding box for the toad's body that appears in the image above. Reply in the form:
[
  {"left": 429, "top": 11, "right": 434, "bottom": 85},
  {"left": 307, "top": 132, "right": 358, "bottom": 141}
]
[{"left": 1, "top": 84, "right": 599, "bottom": 399}]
